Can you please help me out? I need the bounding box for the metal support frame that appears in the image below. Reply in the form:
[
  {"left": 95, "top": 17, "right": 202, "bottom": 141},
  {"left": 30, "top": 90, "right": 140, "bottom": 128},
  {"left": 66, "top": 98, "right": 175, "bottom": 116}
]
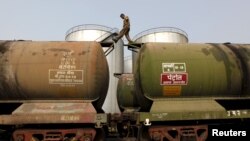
[
  {"left": 125, "top": 43, "right": 143, "bottom": 53},
  {"left": 148, "top": 125, "right": 208, "bottom": 141},
  {"left": 13, "top": 128, "right": 96, "bottom": 141}
]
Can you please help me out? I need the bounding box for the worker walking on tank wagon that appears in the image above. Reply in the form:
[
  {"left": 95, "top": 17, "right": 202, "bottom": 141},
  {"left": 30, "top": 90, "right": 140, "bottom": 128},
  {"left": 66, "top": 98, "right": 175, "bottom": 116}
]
[{"left": 113, "top": 13, "right": 133, "bottom": 43}]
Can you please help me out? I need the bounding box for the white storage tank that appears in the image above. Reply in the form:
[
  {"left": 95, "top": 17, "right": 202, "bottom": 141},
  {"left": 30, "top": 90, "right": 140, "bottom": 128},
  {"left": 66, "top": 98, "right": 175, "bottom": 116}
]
[
  {"left": 65, "top": 24, "right": 124, "bottom": 113},
  {"left": 133, "top": 27, "right": 188, "bottom": 43}
]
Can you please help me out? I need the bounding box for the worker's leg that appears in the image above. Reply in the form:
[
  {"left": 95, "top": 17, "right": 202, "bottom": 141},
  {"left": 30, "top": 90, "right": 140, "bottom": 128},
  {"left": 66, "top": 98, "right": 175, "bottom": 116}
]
[
  {"left": 113, "top": 28, "right": 128, "bottom": 42},
  {"left": 125, "top": 29, "right": 133, "bottom": 43},
  {"left": 114, "top": 29, "right": 126, "bottom": 40}
]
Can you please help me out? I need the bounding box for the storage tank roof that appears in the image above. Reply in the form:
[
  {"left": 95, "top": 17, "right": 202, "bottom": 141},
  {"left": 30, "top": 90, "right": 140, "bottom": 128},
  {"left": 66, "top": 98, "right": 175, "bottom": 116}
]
[
  {"left": 133, "top": 27, "right": 188, "bottom": 40},
  {"left": 65, "top": 24, "right": 118, "bottom": 38}
]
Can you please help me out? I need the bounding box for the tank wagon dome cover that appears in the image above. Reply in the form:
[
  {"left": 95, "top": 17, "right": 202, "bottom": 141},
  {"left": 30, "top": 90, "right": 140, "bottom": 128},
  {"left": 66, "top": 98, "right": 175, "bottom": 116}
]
[{"left": 0, "top": 41, "right": 109, "bottom": 103}]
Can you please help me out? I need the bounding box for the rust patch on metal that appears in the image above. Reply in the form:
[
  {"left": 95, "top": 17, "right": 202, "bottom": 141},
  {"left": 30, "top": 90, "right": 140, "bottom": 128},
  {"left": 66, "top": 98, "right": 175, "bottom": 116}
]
[
  {"left": 48, "top": 48, "right": 71, "bottom": 52},
  {"left": 0, "top": 41, "right": 11, "bottom": 54},
  {"left": 0, "top": 113, "right": 98, "bottom": 124},
  {"left": 78, "top": 51, "right": 88, "bottom": 56}
]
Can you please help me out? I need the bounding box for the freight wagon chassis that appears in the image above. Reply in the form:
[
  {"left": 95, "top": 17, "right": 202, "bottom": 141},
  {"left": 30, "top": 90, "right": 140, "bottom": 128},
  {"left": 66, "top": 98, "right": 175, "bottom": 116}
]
[
  {"left": 137, "top": 99, "right": 250, "bottom": 141},
  {"left": 0, "top": 103, "right": 140, "bottom": 141},
  {"left": 13, "top": 128, "right": 96, "bottom": 141},
  {"left": 0, "top": 102, "right": 107, "bottom": 141},
  {"left": 147, "top": 125, "right": 208, "bottom": 141}
]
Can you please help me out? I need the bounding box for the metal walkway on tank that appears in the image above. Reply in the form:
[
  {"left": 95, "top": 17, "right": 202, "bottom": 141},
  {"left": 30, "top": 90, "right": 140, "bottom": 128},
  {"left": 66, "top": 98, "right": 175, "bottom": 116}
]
[{"left": 95, "top": 27, "right": 144, "bottom": 56}]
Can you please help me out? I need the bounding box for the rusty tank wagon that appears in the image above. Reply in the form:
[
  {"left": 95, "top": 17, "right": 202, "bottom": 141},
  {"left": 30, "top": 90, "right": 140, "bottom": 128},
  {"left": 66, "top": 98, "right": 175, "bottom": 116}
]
[{"left": 0, "top": 40, "right": 110, "bottom": 141}]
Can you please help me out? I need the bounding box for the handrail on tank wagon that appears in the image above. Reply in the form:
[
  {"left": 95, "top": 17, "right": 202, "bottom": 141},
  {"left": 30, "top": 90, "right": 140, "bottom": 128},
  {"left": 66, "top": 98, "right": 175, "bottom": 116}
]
[{"left": 96, "top": 28, "right": 118, "bottom": 56}]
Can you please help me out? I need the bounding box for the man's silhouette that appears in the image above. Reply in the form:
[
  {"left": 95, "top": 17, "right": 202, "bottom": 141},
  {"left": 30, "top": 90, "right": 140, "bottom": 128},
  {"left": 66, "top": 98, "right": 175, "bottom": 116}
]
[{"left": 113, "top": 13, "right": 133, "bottom": 43}]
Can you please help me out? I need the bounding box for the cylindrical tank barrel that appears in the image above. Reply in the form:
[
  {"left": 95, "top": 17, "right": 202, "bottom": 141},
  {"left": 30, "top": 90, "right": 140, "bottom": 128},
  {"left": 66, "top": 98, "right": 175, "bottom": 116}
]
[
  {"left": 65, "top": 24, "right": 123, "bottom": 113},
  {"left": 134, "top": 43, "right": 244, "bottom": 100},
  {"left": 117, "top": 74, "right": 139, "bottom": 111},
  {"left": 0, "top": 41, "right": 109, "bottom": 105}
]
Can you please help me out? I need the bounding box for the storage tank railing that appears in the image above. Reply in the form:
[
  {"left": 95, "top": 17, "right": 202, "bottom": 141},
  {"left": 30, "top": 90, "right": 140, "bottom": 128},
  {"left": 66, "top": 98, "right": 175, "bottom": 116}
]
[
  {"left": 133, "top": 27, "right": 188, "bottom": 41},
  {"left": 65, "top": 24, "right": 118, "bottom": 40}
]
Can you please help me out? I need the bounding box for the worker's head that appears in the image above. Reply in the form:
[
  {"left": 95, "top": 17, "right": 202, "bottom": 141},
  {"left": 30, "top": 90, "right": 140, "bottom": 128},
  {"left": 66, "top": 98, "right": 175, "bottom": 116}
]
[{"left": 120, "top": 13, "right": 125, "bottom": 19}]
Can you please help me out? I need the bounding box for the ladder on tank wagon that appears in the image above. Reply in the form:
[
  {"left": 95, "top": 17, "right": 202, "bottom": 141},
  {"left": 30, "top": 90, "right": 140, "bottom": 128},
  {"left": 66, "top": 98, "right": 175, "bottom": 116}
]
[{"left": 96, "top": 28, "right": 118, "bottom": 56}]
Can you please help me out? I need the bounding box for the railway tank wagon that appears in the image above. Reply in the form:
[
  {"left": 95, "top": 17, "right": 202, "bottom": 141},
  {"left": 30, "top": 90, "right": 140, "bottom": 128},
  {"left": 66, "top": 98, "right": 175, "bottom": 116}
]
[
  {"left": 0, "top": 40, "right": 109, "bottom": 141},
  {"left": 123, "top": 42, "right": 250, "bottom": 141},
  {"left": 0, "top": 41, "right": 109, "bottom": 102},
  {"left": 134, "top": 43, "right": 243, "bottom": 110}
]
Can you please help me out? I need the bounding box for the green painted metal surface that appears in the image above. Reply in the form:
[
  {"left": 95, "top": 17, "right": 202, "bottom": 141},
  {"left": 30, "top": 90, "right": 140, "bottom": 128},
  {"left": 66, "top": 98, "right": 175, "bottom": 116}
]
[
  {"left": 139, "top": 109, "right": 250, "bottom": 122},
  {"left": 117, "top": 74, "right": 140, "bottom": 111},
  {"left": 139, "top": 99, "right": 250, "bottom": 121},
  {"left": 223, "top": 43, "right": 250, "bottom": 95},
  {"left": 150, "top": 99, "right": 225, "bottom": 113},
  {"left": 135, "top": 43, "right": 243, "bottom": 99}
]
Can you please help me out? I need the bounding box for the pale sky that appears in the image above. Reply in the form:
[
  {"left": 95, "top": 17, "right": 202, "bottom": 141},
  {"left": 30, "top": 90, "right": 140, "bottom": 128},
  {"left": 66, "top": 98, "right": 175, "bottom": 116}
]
[{"left": 1, "top": 0, "right": 250, "bottom": 44}]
